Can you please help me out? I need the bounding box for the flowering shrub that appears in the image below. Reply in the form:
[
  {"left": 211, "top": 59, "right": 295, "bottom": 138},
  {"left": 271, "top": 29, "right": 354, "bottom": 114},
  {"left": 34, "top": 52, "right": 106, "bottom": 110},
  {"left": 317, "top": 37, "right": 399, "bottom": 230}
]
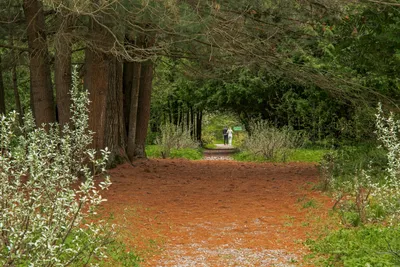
[
  {"left": 0, "top": 70, "right": 112, "bottom": 266},
  {"left": 373, "top": 103, "right": 400, "bottom": 222}
]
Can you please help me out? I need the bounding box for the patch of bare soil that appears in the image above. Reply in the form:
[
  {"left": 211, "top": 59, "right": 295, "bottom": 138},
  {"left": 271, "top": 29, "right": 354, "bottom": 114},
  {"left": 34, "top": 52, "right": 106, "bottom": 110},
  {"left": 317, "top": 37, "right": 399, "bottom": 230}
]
[{"left": 102, "top": 159, "right": 334, "bottom": 266}]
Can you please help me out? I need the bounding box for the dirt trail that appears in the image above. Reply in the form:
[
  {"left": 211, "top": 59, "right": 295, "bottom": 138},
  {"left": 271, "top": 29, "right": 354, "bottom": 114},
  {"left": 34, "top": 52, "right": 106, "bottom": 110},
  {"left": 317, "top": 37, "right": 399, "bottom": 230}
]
[
  {"left": 103, "top": 159, "right": 333, "bottom": 266},
  {"left": 203, "top": 144, "right": 237, "bottom": 160}
]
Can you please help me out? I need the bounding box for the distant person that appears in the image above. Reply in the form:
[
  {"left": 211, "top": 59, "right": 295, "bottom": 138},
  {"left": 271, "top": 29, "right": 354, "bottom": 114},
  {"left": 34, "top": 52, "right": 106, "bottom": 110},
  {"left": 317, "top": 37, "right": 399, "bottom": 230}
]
[
  {"left": 227, "top": 127, "right": 233, "bottom": 146},
  {"left": 223, "top": 127, "right": 228, "bottom": 145}
]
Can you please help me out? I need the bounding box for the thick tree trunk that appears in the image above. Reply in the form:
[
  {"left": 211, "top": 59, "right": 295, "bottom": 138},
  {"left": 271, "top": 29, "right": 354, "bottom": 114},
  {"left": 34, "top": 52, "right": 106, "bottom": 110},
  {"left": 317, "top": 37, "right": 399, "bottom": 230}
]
[
  {"left": 0, "top": 56, "right": 5, "bottom": 115},
  {"left": 54, "top": 15, "right": 72, "bottom": 128},
  {"left": 84, "top": 17, "right": 125, "bottom": 163},
  {"left": 104, "top": 58, "right": 125, "bottom": 162},
  {"left": 85, "top": 49, "right": 108, "bottom": 151},
  {"left": 134, "top": 60, "right": 154, "bottom": 158},
  {"left": 126, "top": 62, "right": 141, "bottom": 161},
  {"left": 23, "top": 0, "right": 55, "bottom": 126}
]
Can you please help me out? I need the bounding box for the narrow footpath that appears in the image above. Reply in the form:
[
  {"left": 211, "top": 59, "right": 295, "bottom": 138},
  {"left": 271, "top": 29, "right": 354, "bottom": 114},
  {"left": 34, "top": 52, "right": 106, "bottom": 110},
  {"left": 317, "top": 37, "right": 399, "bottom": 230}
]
[{"left": 203, "top": 144, "right": 237, "bottom": 161}]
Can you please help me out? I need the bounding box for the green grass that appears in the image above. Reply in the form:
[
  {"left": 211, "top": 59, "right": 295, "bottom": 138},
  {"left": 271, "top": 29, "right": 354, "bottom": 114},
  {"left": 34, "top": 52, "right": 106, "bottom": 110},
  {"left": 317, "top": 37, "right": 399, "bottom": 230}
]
[
  {"left": 306, "top": 225, "right": 400, "bottom": 266},
  {"left": 232, "top": 151, "right": 266, "bottom": 162},
  {"left": 203, "top": 143, "right": 217, "bottom": 149},
  {"left": 233, "top": 148, "right": 328, "bottom": 163},
  {"left": 146, "top": 145, "right": 203, "bottom": 160},
  {"left": 287, "top": 148, "right": 329, "bottom": 162}
]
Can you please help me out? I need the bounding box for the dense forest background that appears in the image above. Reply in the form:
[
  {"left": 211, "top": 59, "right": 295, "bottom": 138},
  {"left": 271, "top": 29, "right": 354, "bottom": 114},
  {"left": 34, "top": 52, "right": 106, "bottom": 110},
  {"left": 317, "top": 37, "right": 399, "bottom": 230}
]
[{"left": 1, "top": 0, "right": 399, "bottom": 162}]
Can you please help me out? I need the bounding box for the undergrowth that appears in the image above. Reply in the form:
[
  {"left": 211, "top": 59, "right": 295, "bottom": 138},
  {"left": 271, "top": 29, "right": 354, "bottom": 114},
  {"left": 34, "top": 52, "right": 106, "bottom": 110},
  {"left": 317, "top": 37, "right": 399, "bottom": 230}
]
[
  {"left": 306, "top": 226, "right": 400, "bottom": 266},
  {"left": 308, "top": 104, "right": 400, "bottom": 266},
  {"left": 233, "top": 148, "right": 327, "bottom": 163},
  {"left": 146, "top": 145, "right": 203, "bottom": 160}
]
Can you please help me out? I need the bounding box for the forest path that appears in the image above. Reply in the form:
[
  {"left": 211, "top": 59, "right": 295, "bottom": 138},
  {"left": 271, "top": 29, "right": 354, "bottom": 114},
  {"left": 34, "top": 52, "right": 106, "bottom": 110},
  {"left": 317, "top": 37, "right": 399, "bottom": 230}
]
[
  {"left": 103, "top": 159, "right": 333, "bottom": 266},
  {"left": 203, "top": 144, "right": 237, "bottom": 160}
]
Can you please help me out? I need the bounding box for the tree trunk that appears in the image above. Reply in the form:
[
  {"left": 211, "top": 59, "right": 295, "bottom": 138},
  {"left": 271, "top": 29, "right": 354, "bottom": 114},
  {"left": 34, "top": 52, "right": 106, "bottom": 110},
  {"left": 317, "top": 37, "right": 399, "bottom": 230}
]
[
  {"left": 84, "top": 16, "right": 126, "bottom": 164},
  {"left": 196, "top": 110, "right": 202, "bottom": 143},
  {"left": 134, "top": 60, "right": 154, "bottom": 158},
  {"left": 23, "top": 0, "right": 55, "bottom": 126},
  {"left": 11, "top": 64, "right": 23, "bottom": 126},
  {"left": 186, "top": 108, "right": 190, "bottom": 131},
  {"left": 0, "top": 56, "right": 5, "bottom": 115},
  {"left": 104, "top": 58, "right": 125, "bottom": 163},
  {"left": 85, "top": 49, "right": 108, "bottom": 151},
  {"left": 8, "top": 12, "right": 23, "bottom": 124},
  {"left": 126, "top": 61, "right": 142, "bottom": 161},
  {"left": 190, "top": 106, "right": 194, "bottom": 137},
  {"left": 123, "top": 61, "right": 134, "bottom": 135},
  {"left": 54, "top": 15, "right": 72, "bottom": 128}
]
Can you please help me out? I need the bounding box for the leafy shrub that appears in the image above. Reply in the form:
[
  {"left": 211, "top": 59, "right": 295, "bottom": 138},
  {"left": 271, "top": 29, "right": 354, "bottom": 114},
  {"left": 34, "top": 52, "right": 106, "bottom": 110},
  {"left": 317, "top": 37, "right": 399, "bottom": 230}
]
[
  {"left": 156, "top": 122, "right": 198, "bottom": 158},
  {"left": 319, "top": 143, "right": 388, "bottom": 224},
  {"left": 320, "top": 104, "right": 400, "bottom": 224},
  {"left": 241, "top": 120, "right": 307, "bottom": 161},
  {"left": 0, "top": 70, "right": 112, "bottom": 266},
  {"left": 309, "top": 105, "right": 400, "bottom": 266},
  {"left": 307, "top": 226, "right": 400, "bottom": 266},
  {"left": 201, "top": 130, "right": 216, "bottom": 146}
]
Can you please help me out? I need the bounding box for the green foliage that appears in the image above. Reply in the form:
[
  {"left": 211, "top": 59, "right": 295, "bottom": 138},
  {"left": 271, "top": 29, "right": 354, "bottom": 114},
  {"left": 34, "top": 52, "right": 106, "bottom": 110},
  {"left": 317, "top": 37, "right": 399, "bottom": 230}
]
[
  {"left": 232, "top": 151, "right": 267, "bottom": 162},
  {"left": 98, "top": 240, "right": 142, "bottom": 267},
  {"left": 311, "top": 105, "right": 400, "bottom": 266},
  {"left": 146, "top": 145, "right": 203, "bottom": 160},
  {"left": 155, "top": 122, "right": 198, "bottom": 158},
  {"left": 202, "top": 112, "right": 243, "bottom": 146},
  {"left": 233, "top": 148, "right": 327, "bottom": 163},
  {"left": 307, "top": 226, "right": 400, "bottom": 266},
  {"left": 302, "top": 199, "right": 319, "bottom": 209},
  {"left": 287, "top": 148, "right": 329, "bottom": 163},
  {"left": 241, "top": 120, "right": 307, "bottom": 161},
  {"left": 0, "top": 70, "right": 112, "bottom": 266}
]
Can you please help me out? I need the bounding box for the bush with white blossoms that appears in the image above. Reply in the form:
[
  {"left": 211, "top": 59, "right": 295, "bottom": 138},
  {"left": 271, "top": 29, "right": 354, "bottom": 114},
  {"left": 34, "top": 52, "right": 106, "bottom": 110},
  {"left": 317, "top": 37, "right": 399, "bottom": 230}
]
[
  {"left": 0, "top": 69, "right": 112, "bottom": 266},
  {"left": 373, "top": 103, "right": 400, "bottom": 222}
]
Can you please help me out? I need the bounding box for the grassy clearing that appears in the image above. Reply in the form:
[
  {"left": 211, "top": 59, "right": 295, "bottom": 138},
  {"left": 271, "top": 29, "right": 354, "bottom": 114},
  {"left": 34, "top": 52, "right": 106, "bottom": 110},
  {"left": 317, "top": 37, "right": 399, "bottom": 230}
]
[
  {"left": 233, "top": 148, "right": 328, "bottom": 163},
  {"left": 146, "top": 145, "right": 203, "bottom": 160}
]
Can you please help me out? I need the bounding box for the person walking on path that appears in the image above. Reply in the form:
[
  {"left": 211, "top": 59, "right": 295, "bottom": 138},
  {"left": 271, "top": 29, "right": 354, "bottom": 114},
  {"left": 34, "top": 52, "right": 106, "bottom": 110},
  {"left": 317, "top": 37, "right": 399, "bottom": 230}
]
[
  {"left": 223, "top": 127, "right": 228, "bottom": 145},
  {"left": 227, "top": 127, "right": 233, "bottom": 146}
]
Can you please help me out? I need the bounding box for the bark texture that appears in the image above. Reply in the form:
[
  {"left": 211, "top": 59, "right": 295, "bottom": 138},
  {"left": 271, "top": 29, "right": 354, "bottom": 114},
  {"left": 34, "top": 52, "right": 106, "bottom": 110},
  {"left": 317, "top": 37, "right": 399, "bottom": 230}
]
[
  {"left": 134, "top": 60, "right": 154, "bottom": 158},
  {"left": 126, "top": 62, "right": 142, "bottom": 161},
  {"left": 85, "top": 49, "right": 108, "bottom": 151},
  {"left": 55, "top": 15, "right": 72, "bottom": 128},
  {"left": 104, "top": 58, "right": 125, "bottom": 162},
  {"left": 196, "top": 110, "right": 203, "bottom": 143},
  {"left": 84, "top": 19, "right": 125, "bottom": 164},
  {"left": 23, "top": 0, "right": 55, "bottom": 126}
]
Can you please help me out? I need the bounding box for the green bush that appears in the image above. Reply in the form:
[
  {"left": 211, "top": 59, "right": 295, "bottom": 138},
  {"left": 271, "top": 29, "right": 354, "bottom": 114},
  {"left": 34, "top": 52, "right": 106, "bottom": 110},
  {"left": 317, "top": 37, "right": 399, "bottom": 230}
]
[
  {"left": 241, "top": 120, "right": 307, "bottom": 161},
  {"left": 307, "top": 226, "right": 400, "bottom": 266},
  {"left": 0, "top": 70, "right": 112, "bottom": 266},
  {"left": 156, "top": 122, "right": 198, "bottom": 158}
]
